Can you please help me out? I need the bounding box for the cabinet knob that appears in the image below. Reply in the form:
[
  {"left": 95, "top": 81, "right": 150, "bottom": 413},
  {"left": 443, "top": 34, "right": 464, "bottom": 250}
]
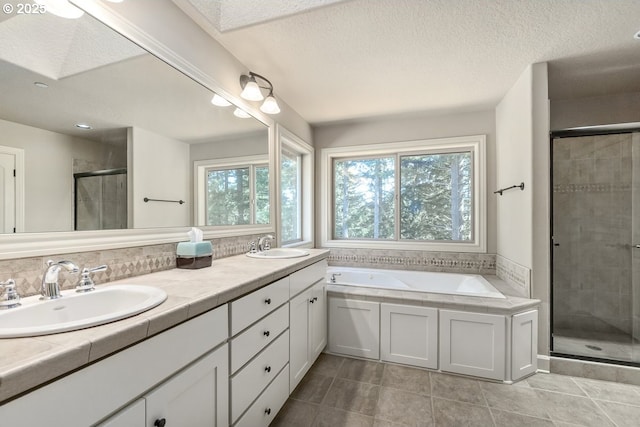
[
  {"left": 313, "top": 297, "right": 318, "bottom": 302},
  {"left": 264, "top": 298, "right": 271, "bottom": 305},
  {"left": 263, "top": 330, "right": 270, "bottom": 337},
  {"left": 309, "top": 299, "right": 314, "bottom": 304},
  {"left": 265, "top": 408, "right": 272, "bottom": 415},
  {"left": 154, "top": 418, "right": 166, "bottom": 427},
  {"left": 265, "top": 365, "right": 272, "bottom": 373}
]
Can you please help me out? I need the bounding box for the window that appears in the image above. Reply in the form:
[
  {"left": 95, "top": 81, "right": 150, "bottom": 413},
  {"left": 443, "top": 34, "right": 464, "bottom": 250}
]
[
  {"left": 280, "top": 148, "right": 302, "bottom": 243},
  {"left": 195, "top": 156, "right": 269, "bottom": 227},
  {"left": 278, "top": 125, "right": 314, "bottom": 247},
  {"left": 321, "top": 135, "right": 486, "bottom": 252}
]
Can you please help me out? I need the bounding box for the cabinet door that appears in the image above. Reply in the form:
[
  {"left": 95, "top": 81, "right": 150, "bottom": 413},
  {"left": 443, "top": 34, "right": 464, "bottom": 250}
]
[
  {"left": 440, "top": 310, "right": 505, "bottom": 380},
  {"left": 97, "top": 399, "right": 145, "bottom": 427},
  {"left": 145, "top": 344, "right": 229, "bottom": 427},
  {"left": 235, "top": 364, "right": 290, "bottom": 427},
  {"left": 380, "top": 303, "right": 438, "bottom": 369},
  {"left": 512, "top": 310, "right": 538, "bottom": 381},
  {"left": 289, "top": 287, "right": 311, "bottom": 391},
  {"left": 310, "top": 281, "right": 327, "bottom": 360},
  {"left": 328, "top": 298, "right": 380, "bottom": 359}
]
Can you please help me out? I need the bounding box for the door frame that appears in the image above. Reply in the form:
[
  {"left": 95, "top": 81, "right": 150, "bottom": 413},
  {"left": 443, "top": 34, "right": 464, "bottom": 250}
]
[{"left": 0, "top": 145, "right": 25, "bottom": 233}]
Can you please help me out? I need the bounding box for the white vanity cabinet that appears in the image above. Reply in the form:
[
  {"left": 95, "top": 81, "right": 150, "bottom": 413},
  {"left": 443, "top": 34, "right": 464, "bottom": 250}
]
[
  {"left": 328, "top": 298, "right": 380, "bottom": 359},
  {"left": 229, "top": 277, "right": 291, "bottom": 425},
  {"left": 380, "top": 303, "right": 438, "bottom": 369},
  {"left": 98, "top": 400, "right": 145, "bottom": 427},
  {"left": 289, "top": 280, "right": 326, "bottom": 391}
]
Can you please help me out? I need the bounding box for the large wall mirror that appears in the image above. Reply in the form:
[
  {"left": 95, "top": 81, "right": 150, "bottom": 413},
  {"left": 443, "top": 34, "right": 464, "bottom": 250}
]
[{"left": 0, "top": 4, "right": 270, "bottom": 243}]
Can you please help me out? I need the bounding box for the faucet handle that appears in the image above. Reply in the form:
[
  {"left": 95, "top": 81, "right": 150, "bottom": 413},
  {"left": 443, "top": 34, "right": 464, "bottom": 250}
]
[
  {"left": 0, "top": 279, "right": 21, "bottom": 309},
  {"left": 76, "top": 265, "right": 107, "bottom": 293},
  {"left": 248, "top": 241, "right": 258, "bottom": 253}
]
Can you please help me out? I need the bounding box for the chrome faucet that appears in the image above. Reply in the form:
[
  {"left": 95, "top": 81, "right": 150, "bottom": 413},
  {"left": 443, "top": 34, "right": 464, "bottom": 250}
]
[
  {"left": 41, "top": 260, "right": 79, "bottom": 300},
  {"left": 330, "top": 273, "right": 342, "bottom": 283},
  {"left": 257, "top": 234, "right": 275, "bottom": 252}
]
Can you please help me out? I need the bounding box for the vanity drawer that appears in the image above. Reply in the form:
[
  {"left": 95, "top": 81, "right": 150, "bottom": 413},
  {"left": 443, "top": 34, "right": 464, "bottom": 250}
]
[
  {"left": 290, "top": 259, "right": 327, "bottom": 297},
  {"left": 230, "top": 304, "right": 289, "bottom": 373},
  {"left": 231, "top": 276, "right": 289, "bottom": 336},
  {"left": 234, "top": 363, "right": 289, "bottom": 427},
  {"left": 231, "top": 330, "right": 289, "bottom": 423}
]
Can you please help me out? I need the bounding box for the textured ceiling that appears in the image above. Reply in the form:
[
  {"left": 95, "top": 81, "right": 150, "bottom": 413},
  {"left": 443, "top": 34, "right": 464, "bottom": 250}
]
[{"left": 178, "top": 0, "right": 640, "bottom": 124}]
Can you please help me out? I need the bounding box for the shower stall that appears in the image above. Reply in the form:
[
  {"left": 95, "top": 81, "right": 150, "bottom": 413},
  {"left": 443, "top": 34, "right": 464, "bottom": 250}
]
[
  {"left": 74, "top": 168, "right": 127, "bottom": 231},
  {"left": 551, "top": 127, "right": 640, "bottom": 365}
]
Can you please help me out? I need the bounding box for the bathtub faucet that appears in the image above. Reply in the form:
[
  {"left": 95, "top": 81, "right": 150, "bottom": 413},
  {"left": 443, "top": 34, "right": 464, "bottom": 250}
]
[{"left": 330, "top": 273, "right": 342, "bottom": 283}]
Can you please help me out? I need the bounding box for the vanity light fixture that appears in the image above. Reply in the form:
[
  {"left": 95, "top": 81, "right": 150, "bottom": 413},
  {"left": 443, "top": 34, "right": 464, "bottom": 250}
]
[
  {"left": 35, "top": 0, "right": 84, "bottom": 19},
  {"left": 239, "top": 72, "right": 281, "bottom": 114},
  {"left": 233, "top": 108, "right": 251, "bottom": 119},
  {"left": 75, "top": 123, "right": 92, "bottom": 130},
  {"left": 211, "top": 93, "right": 232, "bottom": 107}
]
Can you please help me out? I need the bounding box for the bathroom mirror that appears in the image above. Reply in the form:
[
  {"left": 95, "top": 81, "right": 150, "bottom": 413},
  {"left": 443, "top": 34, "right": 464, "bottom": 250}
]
[{"left": 0, "top": 7, "right": 269, "bottom": 235}]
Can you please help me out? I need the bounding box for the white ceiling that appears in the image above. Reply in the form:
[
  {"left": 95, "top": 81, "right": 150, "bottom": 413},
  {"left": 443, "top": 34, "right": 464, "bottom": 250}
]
[{"left": 177, "top": 0, "right": 640, "bottom": 124}]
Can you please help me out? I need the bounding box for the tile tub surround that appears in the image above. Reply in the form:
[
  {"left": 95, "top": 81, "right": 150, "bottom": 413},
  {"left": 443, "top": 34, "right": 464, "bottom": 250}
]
[
  {"left": 326, "top": 248, "right": 496, "bottom": 275},
  {"left": 273, "top": 354, "right": 640, "bottom": 427},
  {"left": 0, "top": 233, "right": 264, "bottom": 298},
  {"left": 0, "top": 249, "right": 329, "bottom": 403}
]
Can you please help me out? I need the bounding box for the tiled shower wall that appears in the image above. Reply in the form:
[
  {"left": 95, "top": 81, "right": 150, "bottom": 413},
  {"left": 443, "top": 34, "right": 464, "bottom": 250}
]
[
  {"left": 0, "top": 233, "right": 263, "bottom": 298},
  {"left": 552, "top": 133, "right": 633, "bottom": 336}
]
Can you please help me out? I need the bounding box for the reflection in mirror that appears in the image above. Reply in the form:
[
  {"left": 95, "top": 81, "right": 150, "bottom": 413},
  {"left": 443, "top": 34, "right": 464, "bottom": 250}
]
[{"left": 0, "top": 8, "right": 269, "bottom": 235}]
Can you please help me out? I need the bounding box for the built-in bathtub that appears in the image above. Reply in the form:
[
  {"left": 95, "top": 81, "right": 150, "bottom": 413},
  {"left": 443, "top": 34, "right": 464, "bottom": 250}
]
[{"left": 326, "top": 266, "right": 505, "bottom": 299}]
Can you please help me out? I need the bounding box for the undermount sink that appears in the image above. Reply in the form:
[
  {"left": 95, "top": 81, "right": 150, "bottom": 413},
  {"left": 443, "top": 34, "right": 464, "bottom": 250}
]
[
  {"left": 0, "top": 285, "right": 167, "bottom": 338},
  {"left": 246, "top": 248, "right": 310, "bottom": 259}
]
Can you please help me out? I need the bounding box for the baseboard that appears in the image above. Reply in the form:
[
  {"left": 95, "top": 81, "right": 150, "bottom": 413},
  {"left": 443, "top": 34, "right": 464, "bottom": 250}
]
[{"left": 536, "top": 354, "right": 550, "bottom": 373}]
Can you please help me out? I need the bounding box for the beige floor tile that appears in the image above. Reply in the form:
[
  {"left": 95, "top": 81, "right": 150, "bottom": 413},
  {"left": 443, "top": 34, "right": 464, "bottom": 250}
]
[
  {"left": 271, "top": 399, "right": 319, "bottom": 427},
  {"left": 573, "top": 376, "right": 640, "bottom": 405},
  {"left": 338, "top": 357, "right": 385, "bottom": 385},
  {"left": 312, "top": 406, "right": 374, "bottom": 427},
  {"left": 323, "top": 378, "right": 380, "bottom": 416},
  {"left": 374, "top": 386, "right": 433, "bottom": 426},
  {"left": 430, "top": 372, "right": 485, "bottom": 405},
  {"left": 291, "top": 372, "right": 334, "bottom": 404},
  {"left": 491, "top": 409, "right": 555, "bottom": 427},
  {"left": 432, "top": 398, "right": 493, "bottom": 427},
  {"left": 595, "top": 400, "right": 640, "bottom": 427},
  {"left": 534, "top": 389, "right": 615, "bottom": 427},
  {"left": 310, "top": 353, "right": 346, "bottom": 377},
  {"left": 381, "top": 364, "right": 431, "bottom": 396},
  {"left": 481, "top": 381, "right": 551, "bottom": 419}
]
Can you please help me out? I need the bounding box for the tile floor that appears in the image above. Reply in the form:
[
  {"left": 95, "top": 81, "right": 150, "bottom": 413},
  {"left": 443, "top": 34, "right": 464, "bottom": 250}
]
[{"left": 272, "top": 354, "right": 640, "bottom": 426}]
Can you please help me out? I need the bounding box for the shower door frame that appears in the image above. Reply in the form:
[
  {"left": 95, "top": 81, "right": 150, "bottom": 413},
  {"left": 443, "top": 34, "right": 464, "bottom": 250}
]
[
  {"left": 73, "top": 168, "right": 127, "bottom": 231},
  {"left": 549, "top": 125, "right": 640, "bottom": 367}
]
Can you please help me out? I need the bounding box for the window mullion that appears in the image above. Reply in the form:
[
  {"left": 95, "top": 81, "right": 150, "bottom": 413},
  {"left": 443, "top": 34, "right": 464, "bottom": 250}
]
[{"left": 395, "top": 153, "right": 400, "bottom": 241}]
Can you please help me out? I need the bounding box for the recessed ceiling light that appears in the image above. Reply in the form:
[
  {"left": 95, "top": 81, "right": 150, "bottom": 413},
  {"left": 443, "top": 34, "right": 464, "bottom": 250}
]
[
  {"left": 75, "top": 123, "right": 92, "bottom": 130},
  {"left": 635, "top": 30, "right": 640, "bottom": 40},
  {"left": 34, "top": 82, "right": 49, "bottom": 89}
]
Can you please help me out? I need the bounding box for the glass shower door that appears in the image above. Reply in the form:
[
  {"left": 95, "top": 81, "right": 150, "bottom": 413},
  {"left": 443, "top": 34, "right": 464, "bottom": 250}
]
[{"left": 551, "top": 131, "right": 638, "bottom": 365}]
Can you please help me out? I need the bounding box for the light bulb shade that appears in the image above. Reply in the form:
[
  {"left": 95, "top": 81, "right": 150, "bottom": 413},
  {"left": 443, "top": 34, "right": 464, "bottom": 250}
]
[
  {"left": 240, "top": 79, "right": 264, "bottom": 101},
  {"left": 36, "top": 0, "right": 84, "bottom": 19},
  {"left": 211, "top": 94, "right": 232, "bottom": 107},
  {"left": 260, "top": 94, "right": 281, "bottom": 115},
  {"left": 233, "top": 108, "right": 251, "bottom": 118}
]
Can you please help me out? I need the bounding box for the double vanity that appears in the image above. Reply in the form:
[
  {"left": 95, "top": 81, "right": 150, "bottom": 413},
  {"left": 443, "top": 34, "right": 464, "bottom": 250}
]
[{"left": 0, "top": 249, "right": 329, "bottom": 426}]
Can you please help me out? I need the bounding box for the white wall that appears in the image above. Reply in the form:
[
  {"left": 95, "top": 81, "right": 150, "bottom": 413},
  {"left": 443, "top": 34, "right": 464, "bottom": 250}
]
[
  {"left": 189, "top": 131, "right": 268, "bottom": 162},
  {"left": 550, "top": 91, "right": 640, "bottom": 130},
  {"left": 495, "top": 68, "right": 534, "bottom": 268},
  {"left": 313, "top": 109, "right": 497, "bottom": 253},
  {"left": 0, "top": 118, "right": 124, "bottom": 232},
  {"left": 495, "top": 62, "right": 550, "bottom": 356},
  {"left": 130, "top": 127, "right": 190, "bottom": 228}
]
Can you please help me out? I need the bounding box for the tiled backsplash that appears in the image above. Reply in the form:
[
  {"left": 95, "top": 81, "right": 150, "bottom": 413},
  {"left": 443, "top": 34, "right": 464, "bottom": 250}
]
[
  {"left": 325, "top": 247, "right": 496, "bottom": 275},
  {"left": 0, "top": 234, "right": 262, "bottom": 298}
]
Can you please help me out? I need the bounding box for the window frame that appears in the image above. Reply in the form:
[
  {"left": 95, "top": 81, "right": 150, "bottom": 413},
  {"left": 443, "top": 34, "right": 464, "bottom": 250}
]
[
  {"left": 194, "top": 155, "right": 269, "bottom": 227},
  {"left": 276, "top": 125, "right": 314, "bottom": 248},
  {"left": 320, "top": 135, "right": 487, "bottom": 253}
]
